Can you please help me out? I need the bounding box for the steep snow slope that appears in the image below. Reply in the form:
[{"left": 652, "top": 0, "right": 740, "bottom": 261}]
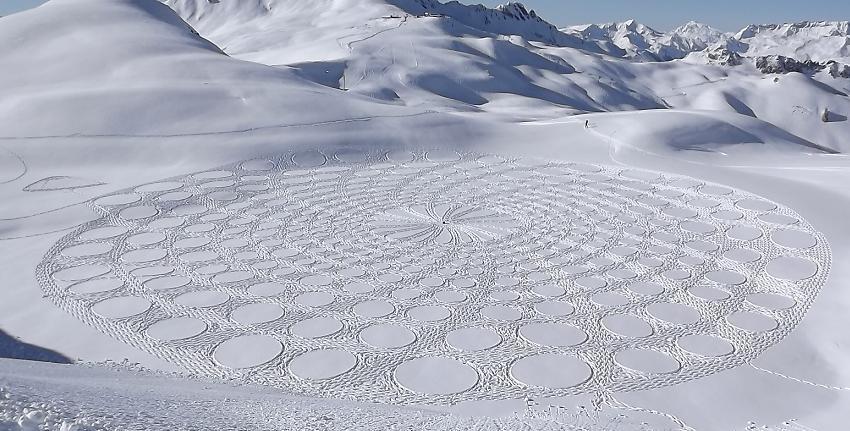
[{"left": 0, "top": 0, "right": 413, "bottom": 137}]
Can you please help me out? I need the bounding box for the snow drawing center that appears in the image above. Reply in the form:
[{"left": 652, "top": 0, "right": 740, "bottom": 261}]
[
  {"left": 372, "top": 203, "right": 519, "bottom": 245},
  {"left": 37, "top": 150, "right": 831, "bottom": 405}
]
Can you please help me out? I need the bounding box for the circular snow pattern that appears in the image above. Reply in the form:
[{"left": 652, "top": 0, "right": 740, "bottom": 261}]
[{"left": 38, "top": 151, "right": 830, "bottom": 404}]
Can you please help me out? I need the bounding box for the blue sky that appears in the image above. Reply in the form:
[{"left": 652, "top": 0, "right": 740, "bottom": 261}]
[
  {"left": 2, "top": 0, "right": 846, "bottom": 31},
  {"left": 0, "top": 0, "right": 46, "bottom": 16}
]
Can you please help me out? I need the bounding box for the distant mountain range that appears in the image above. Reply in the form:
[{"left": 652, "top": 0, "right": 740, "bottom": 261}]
[{"left": 564, "top": 19, "right": 850, "bottom": 65}]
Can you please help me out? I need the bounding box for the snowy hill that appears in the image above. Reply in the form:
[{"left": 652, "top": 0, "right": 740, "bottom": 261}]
[{"left": 0, "top": 0, "right": 411, "bottom": 137}]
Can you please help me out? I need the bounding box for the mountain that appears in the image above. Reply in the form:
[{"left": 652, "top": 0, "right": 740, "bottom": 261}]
[
  {"left": 163, "top": 0, "right": 606, "bottom": 65},
  {"left": 732, "top": 21, "right": 850, "bottom": 62},
  {"left": 669, "top": 21, "right": 728, "bottom": 51},
  {"left": 563, "top": 20, "right": 728, "bottom": 61},
  {"left": 565, "top": 18, "right": 850, "bottom": 66},
  {"left": 388, "top": 1, "right": 597, "bottom": 50}
]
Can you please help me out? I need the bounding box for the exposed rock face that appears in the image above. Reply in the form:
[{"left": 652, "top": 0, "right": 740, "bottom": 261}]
[
  {"left": 705, "top": 47, "right": 744, "bottom": 66},
  {"left": 755, "top": 55, "right": 826, "bottom": 75},
  {"left": 828, "top": 61, "right": 850, "bottom": 78},
  {"left": 397, "top": 0, "right": 594, "bottom": 50},
  {"left": 494, "top": 2, "right": 537, "bottom": 22},
  {"left": 753, "top": 55, "right": 850, "bottom": 78}
]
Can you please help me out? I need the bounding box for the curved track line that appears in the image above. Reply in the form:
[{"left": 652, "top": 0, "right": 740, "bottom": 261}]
[
  {"left": 749, "top": 363, "right": 850, "bottom": 391},
  {"left": 0, "top": 111, "right": 436, "bottom": 141},
  {"left": 0, "top": 146, "right": 28, "bottom": 185}
]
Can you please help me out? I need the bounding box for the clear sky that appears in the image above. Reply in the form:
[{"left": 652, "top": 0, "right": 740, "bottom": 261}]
[
  {"left": 0, "top": 0, "right": 46, "bottom": 16},
  {"left": 1, "top": 0, "right": 847, "bottom": 31}
]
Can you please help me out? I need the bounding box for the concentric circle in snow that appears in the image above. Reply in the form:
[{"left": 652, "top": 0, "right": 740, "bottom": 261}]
[
  {"left": 38, "top": 151, "right": 831, "bottom": 404},
  {"left": 510, "top": 354, "right": 592, "bottom": 389},
  {"left": 395, "top": 357, "right": 478, "bottom": 395},
  {"left": 289, "top": 349, "right": 357, "bottom": 380},
  {"left": 360, "top": 324, "right": 416, "bottom": 349},
  {"left": 146, "top": 317, "right": 207, "bottom": 341},
  {"left": 615, "top": 349, "right": 681, "bottom": 374},
  {"left": 213, "top": 335, "right": 282, "bottom": 369},
  {"left": 446, "top": 327, "right": 501, "bottom": 352}
]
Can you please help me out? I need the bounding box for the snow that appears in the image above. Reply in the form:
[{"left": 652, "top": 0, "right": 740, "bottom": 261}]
[{"left": 2, "top": 0, "right": 850, "bottom": 430}]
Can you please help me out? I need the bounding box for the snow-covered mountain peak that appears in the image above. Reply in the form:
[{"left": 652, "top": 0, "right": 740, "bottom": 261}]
[
  {"left": 671, "top": 21, "right": 727, "bottom": 45},
  {"left": 736, "top": 21, "right": 850, "bottom": 40},
  {"left": 564, "top": 19, "right": 700, "bottom": 61},
  {"left": 392, "top": 0, "right": 593, "bottom": 48},
  {"left": 493, "top": 2, "right": 537, "bottom": 21}
]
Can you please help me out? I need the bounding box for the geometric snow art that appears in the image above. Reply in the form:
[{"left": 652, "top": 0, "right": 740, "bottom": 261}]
[{"left": 38, "top": 150, "right": 830, "bottom": 405}]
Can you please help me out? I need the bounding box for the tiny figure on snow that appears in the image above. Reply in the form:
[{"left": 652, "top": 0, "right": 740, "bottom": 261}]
[{"left": 584, "top": 120, "right": 589, "bottom": 129}]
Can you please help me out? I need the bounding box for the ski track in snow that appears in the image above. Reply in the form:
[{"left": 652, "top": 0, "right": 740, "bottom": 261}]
[
  {"left": 0, "top": 112, "right": 437, "bottom": 141},
  {"left": 748, "top": 363, "right": 850, "bottom": 392},
  {"left": 0, "top": 147, "right": 28, "bottom": 185},
  {"left": 347, "top": 15, "right": 410, "bottom": 51},
  {"left": 34, "top": 149, "right": 830, "bottom": 406}
]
